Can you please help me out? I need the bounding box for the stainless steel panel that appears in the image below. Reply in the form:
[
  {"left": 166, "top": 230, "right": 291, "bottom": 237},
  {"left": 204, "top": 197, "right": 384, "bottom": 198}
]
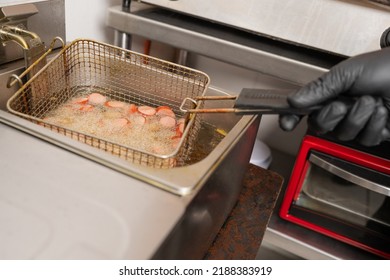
[
  {"left": 141, "top": 0, "right": 390, "bottom": 56},
  {"left": 0, "top": 114, "right": 184, "bottom": 259},
  {"left": 106, "top": 5, "right": 328, "bottom": 85},
  {"left": 154, "top": 113, "right": 260, "bottom": 259},
  {"left": 0, "top": 0, "right": 65, "bottom": 65},
  {"left": 0, "top": 60, "right": 23, "bottom": 111}
]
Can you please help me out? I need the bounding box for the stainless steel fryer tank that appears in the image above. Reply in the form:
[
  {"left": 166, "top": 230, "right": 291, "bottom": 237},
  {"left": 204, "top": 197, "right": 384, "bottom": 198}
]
[{"left": 6, "top": 87, "right": 259, "bottom": 196}]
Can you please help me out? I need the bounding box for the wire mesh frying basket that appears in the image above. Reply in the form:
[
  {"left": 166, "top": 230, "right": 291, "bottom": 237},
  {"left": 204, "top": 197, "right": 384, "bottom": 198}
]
[{"left": 7, "top": 39, "right": 210, "bottom": 168}]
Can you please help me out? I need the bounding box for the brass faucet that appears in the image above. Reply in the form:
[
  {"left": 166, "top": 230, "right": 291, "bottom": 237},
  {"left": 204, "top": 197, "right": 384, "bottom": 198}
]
[
  {"left": 0, "top": 25, "right": 41, "bottom": 50},
  {"left": 0, "top": 4, "right": 46, "bottom": 84}
]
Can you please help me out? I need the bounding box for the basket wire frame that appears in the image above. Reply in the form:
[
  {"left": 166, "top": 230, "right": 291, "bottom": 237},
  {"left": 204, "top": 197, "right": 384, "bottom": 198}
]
[{"left": 7, "top": 39, "right": 210, "bottom": 168}]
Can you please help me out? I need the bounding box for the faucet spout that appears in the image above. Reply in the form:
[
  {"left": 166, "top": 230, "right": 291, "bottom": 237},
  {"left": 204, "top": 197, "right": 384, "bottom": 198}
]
[
  {"left": 0, "top": 27, "right": 29, "bottom": 49},
  {"left": 0, "top": 25, "right": 42, "bottom": 49},
  {"left": 0, "top": 3, "right": 48, "bottom": 86},
  {"left": 1, "top": 24, "right": 46, "bottom": 83},
  {"left": 3, "top": 25, "right": 40, "bottom": 40}
]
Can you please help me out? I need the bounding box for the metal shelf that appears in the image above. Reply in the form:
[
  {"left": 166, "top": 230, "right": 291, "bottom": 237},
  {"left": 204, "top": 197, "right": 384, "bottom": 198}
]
[{"left": 106, "top": 4, "right": 338, "bottom": 85}]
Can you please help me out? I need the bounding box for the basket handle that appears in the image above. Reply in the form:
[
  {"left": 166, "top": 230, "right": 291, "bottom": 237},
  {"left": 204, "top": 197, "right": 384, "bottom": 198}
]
[{"left": 7, "top": 36, "right": 65, "bottom": 88}]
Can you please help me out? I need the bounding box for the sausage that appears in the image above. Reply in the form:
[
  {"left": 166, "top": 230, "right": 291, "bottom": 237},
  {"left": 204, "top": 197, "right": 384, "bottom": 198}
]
[
  {"left": 156, "top": 106, "right": 175, "bottom": 118},
  {"left": 105, "top": 100, "right": 126, "bottom": 108},
  {"left": 79, "top": 104, "right": 94, "bottom": 112},
  {"left": 138, "top": 105, "right": 156, "bottom": 116},
  {"left": 72, "top": 97, "right": 89, "bottom": 104},
  {"left": 128, "top": 104, "right": 138, "bottom": 114},
  {"left": 88, "top": 93, "right": 107, "bottom": 105},
  {"left": 110, "top": 118, "right": 129, "bottom": 131},
  {"left": 177, "top": 118, "right": 185, "bottom": 134},
  {"left": 133, "top": 115, "right": 146, "bottom": 125},
  {"left": 159, "top": 116, "right": 176, "bottom": 128}
]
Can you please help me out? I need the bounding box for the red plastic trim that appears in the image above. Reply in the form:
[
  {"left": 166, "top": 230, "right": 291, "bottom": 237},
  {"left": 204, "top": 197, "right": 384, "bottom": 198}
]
[{"left": 279, "top": 135, "right": 390, "bottom": 259}]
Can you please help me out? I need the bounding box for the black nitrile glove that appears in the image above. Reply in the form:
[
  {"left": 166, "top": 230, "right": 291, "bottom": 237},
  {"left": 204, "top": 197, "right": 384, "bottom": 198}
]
[{"left": 279, "top": 47, "right": 390, "bottom": 146}]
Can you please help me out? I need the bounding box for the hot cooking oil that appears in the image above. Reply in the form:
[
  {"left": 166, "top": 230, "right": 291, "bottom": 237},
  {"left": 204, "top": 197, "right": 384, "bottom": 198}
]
[{"left": 184, "top": 121, "right": 225, "bottom": 165}]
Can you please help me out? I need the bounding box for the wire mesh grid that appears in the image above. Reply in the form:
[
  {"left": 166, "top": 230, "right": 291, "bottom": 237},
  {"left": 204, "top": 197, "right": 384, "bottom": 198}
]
[{"left": 7, "top": 39, "right": 210, "bottom": 168}]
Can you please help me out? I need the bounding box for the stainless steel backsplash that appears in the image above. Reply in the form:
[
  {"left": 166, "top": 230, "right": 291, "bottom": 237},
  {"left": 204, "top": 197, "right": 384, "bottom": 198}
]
[{"left": 0, "top": 0, "right": 65, "bottom": 65}]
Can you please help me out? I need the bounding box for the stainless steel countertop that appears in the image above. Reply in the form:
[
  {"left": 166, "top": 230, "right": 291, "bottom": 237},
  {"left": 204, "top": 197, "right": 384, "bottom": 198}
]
[{"left": 0, "top": 110, "right": 185, "bottom": 259}]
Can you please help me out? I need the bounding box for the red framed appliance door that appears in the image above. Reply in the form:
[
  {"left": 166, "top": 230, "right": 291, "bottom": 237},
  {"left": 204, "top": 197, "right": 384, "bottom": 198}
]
[{"left": 279, "top": 135, "right": 390, "bottom": 259}]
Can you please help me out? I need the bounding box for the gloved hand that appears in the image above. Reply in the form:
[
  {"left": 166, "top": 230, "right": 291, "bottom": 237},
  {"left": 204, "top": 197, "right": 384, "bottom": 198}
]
[{"left": 279, "top": 47, "right": 390, "bottom": 146}]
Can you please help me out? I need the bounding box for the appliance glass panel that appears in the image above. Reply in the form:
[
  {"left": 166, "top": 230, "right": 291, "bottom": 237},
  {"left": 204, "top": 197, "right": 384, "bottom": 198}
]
[{"left": 291, "top": 151, "right": 390, "bottom": 255}]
